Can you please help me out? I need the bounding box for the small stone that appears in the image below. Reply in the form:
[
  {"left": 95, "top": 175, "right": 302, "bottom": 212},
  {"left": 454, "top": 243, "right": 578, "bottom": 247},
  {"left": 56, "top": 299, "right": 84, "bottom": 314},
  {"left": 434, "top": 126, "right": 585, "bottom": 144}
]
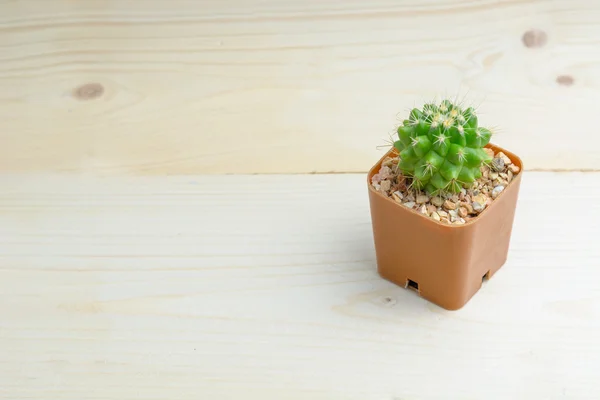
[
  {"left": 489, "top": 172, "right": 499, "bottom": 181},
  {"left": 499, "top": 172, "right": 508, "bottom": 180},
  {"left": 443, "top": 200, "right": 457, "bottom": 210},
  {"left": 454, "top": 218, "right": 466, "bottom": 225},
  {"left": 441, "top": 217, "right": 451, "bottom": 224},
  {"left": 497, "top": 152, "right": 512, "bottom": 165},
  {"left": 431, "top": 196, "right": 444, "bottom": 207},
  {"left": 382, "top": 157, "right": 395, "bottom": 168},
  {"left": 483, "top": 148, "right": 495, "bottom": 158},
  {"left": 473, "top": 194, "right": 487, "bottom": 205},
  {"left": 450, "top": 194, "right": 459, "bottom": 203},
  {"left": 426, "top": 204, "right": 437, "bottom": 215},
  {"left": 405, "top": 193, "right": 415, "bottom": 202},
  {"left": 431, "top": 211, "right": 441, "bottom": 222},
  {"left": 492, "top": 157, "right": 505, "bottom": 172},
  {"left": 508, "top": 170, "right": 514, "bottom": 182},
  {"left": 416, "top": 194, "right": 429, "bottom": 204},
  {"left": 449, "top": 209, "right": 459, "bottom": 222},
  {"left": 419, "top": 204, "right": 428, "bottom": 215},
  {"left": 509, "top": 164, "right": 520, "bottom": 174},
  {"left": 403, "top": 201, "right": 416, "bottom": 209},
  {"left": 380, "top": 180, "right": 391, "bottom": 192},
  {"left": 495, "top": 178, "right": 509, "bottom": 187},
  {"left": 463, "top": 202, "right": 474, "bottom": 214},
  {"left": 458, "top": 207, "right": 468, "bottom": 218},
  {"left": 379, "top": 166, "right": 392, "bottom": 180},
  {"left": 481, "top": 164, "right": 490, "bottom": 175},
  {"left": 472, "top": 201, "right": 485, "bottom": 213},
  {"left": 371, "top": 173, "right": 381, "bottom": 185},
  {"left": 437, "top": 210, "right": 449, "bottom": 218},
  {"left": 492, "top": 185, "right": 505, "bottom": 199},
  {"left": 392, "top": 191, "right": 403, "bottom": 203}
]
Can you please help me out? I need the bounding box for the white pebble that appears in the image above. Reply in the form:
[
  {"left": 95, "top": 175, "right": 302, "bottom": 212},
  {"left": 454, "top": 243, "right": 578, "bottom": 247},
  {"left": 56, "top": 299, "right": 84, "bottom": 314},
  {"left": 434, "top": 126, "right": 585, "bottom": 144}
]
[
  {"left": 449, "top": 210, "right": 459, "bottom": 222},
  {"left": 472, "top": 201, "right": 485, "bottom": 213},
  {"left": 492, "top": 185, "right": 505, "bottom": 199}
]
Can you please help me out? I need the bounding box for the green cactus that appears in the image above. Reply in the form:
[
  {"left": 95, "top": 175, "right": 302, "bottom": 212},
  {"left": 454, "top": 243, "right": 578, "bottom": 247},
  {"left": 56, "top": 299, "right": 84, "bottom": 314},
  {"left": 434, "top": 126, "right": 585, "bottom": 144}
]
[{"left": 394, "top": 99, "right": 493, "bottom": 194}]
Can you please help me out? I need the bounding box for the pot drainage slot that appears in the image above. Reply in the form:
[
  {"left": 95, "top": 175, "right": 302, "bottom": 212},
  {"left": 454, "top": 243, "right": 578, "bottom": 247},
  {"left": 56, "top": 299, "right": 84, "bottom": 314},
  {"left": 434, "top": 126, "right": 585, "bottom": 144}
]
[
  {"left": 406, "top": 279, "right": 419, "bottom": 292},
  {"left": 482, "top": 271, "right": 490, "bottom": 283}
]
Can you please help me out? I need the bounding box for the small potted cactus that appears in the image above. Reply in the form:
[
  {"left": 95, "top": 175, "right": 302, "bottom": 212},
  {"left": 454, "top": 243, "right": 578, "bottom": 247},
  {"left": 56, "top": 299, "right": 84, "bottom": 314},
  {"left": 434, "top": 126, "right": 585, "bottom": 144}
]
[{"left": 367, "top": 99, "right": 523, "bottom": 310}]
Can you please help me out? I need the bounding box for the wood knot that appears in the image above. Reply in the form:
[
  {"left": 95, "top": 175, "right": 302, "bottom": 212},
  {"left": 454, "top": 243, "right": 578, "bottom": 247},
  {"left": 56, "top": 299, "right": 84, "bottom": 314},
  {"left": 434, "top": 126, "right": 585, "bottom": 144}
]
[
  {"left": 556, "top": 75, "right": 574, "bottom": 86},
  {"left": 74, "top": 83, "right": 104, "bottom": 100},
  {"left": 522, "top": 29, "right": 547, "bottom": 48}
]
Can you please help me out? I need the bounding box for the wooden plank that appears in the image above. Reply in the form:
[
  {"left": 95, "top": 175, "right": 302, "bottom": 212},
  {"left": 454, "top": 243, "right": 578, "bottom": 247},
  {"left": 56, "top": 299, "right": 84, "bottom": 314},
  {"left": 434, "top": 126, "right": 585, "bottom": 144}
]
[
  {"left": 0, "top": 172, "right": 598, "bottom": 399},
  {"left": 1, "top": 0, "right": 600, "bottom": 173}
]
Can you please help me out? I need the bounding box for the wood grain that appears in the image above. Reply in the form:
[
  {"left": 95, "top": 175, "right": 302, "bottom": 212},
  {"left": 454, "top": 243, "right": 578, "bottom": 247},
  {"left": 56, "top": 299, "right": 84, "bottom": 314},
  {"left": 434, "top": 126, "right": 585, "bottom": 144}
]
[
  {"left": 1, "top": 172, "right": 599, "bottom": 399},
  {"left": 1, "top": 0, "right": 600, "bottom": 174}
]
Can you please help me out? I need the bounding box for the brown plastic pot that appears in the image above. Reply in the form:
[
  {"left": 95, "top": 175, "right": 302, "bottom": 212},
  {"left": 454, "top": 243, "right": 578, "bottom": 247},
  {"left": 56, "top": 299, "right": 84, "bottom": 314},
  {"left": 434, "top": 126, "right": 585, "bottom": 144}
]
[{"left": 367, "top": 143, "right": 523, "bottom": 310}]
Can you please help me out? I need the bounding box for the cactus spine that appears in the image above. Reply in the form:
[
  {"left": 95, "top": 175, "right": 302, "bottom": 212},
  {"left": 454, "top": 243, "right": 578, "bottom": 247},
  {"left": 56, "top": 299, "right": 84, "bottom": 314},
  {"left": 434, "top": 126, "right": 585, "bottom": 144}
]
[{"left": 394, "top": 100, "right": 493, "bottom": 194}]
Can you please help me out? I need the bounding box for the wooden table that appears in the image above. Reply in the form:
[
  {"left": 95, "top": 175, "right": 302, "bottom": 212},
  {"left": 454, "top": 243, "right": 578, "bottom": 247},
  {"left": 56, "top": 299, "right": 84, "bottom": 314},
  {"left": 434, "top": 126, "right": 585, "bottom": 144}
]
[{"left": 1, "top": 172, "right": 598, "bottom": 399}]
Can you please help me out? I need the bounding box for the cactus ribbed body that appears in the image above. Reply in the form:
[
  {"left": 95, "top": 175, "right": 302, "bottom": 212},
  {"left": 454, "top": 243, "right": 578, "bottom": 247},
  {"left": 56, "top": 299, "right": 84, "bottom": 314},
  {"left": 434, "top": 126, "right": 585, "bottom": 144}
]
[{"left": 394, "top": 100, "right": 493, "bottom": 194}]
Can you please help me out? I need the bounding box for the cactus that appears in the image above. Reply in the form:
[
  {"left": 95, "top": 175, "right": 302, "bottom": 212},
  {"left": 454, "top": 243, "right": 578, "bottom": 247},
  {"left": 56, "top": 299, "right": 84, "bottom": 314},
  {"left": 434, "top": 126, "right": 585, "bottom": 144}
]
[{"left": 394, "top": 99, "right": 493, "bottom": 194}]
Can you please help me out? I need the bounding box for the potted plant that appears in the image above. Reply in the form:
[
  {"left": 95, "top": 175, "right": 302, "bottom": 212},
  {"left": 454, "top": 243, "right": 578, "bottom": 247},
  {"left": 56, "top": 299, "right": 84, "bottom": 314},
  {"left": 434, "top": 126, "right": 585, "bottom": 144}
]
[{"left": 367, "top": 99, "right": 523, "bottom": 310}]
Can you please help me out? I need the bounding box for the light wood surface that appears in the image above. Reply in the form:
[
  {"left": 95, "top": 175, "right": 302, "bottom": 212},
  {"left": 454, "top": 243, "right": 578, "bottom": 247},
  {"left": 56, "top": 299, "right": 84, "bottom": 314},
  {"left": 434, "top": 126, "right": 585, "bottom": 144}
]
[
  {"left": 1, "top": 0, "right": 600, "bottom": 174},
  {"left": 1, "top": 172, "right": 598, "bottom": 399}
]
